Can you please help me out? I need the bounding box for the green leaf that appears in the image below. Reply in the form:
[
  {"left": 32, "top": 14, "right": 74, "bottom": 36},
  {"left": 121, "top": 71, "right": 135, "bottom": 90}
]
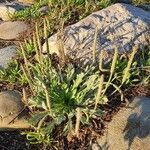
[{"left": 28, "top": 111, "right": 48, "bottom": 126}]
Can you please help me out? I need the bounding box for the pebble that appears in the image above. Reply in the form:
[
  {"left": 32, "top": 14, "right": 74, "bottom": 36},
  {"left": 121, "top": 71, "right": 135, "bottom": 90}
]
[
  {"left": 0, "top": 2, "right": 28, "bottom": 20},
  {"left": 0, "top": 45, "right": 17, "bottom": 68},
  {"left": 0, "top": 21, "right": 29, "bottom": 40},
  {"left": 0, "top": 90, "right": 29, "bottom": 130}
]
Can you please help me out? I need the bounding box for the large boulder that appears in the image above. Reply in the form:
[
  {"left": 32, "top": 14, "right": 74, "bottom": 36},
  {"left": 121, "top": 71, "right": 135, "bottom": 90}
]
[
  {"left": 0, "top": 90, "right": 29, "bottom": 130},
  {"left": 97, "top": 97, "right": 150, "bottom": 150},
  {"left": 0, "top": 21, "right": 29, "bottom": 40},
  {"left": 43, "top": 3, "right": 150, "bottom": 63}
]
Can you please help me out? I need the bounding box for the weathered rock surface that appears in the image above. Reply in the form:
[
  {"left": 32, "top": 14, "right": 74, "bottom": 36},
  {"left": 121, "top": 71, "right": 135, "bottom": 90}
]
[
  {"left": 0, "top": 2, "right": 27, "bottom": 21},
  {"left": 0, "top": 21, "right": 29, "bottom": 40},
  {"left": 0, "top": 45, "right": 17, "bottom": 68},
  {"left": 43, "top": 3, "right": 150, "bottom": 63},
  {"left": 97, "top": 97, "right": 150, "bottom": 150},
  {"left": 0, "top": 90, "right": 29, "bottom": 129}
]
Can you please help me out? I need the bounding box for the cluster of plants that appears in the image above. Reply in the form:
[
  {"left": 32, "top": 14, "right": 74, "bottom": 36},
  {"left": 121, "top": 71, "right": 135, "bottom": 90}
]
[
  {"left": 132, "top": 0, "right": 150, "bottom": 5},
  {"left": 12, "top": 0, "right": 117, "bottom": 21},
  {"left": 0, "top": 18, "right": 149, "bottom": 146},
  {"left": 11, "top": 0, "right": 150, "bottom": 22}
]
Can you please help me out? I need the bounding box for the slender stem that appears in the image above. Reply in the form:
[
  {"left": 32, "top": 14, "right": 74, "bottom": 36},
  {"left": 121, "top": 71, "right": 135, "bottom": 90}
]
[
  {"left": 93, "top": 75, "right": 104, "bottom": 112},
  {"left": 92, "top": 27, "right": 98, "bottom": 63},
  {"left": 37, "top": 115, "right": 48, "bottom": 132},
  {"left": 122, "top": 47, "right": 138, "bottom": 85},
  {"left": 43, "top": 84, "right": 52, "bottom": 114},
  {"left": 75, "top": 107, "right": 82, "bottom": 138}
]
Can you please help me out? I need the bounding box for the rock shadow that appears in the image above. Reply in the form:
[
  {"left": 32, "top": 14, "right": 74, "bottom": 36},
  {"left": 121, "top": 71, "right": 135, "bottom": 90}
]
[{"left": 123, "top": 98, "right": 150, "bottom": 150}]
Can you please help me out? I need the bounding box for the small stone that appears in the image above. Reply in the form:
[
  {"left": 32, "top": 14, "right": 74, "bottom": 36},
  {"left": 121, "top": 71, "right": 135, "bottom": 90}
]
[
  {"left": 0, "top": 21, "right": 29, "bottom": 40},
  {"left": 0, "top": 90, "right": 29, "bottom": 129},
  {"left": 38, "top": 6, "right": 49, "bottom": 15},
  {"left": 97, "top": 97, "right": 150, "bottom": 150},
  {"left": 0, "top": 4, "right": 16, "bottom": 21},
  {"left": 0, "top": 3, "right": 27, "bottom": 21},
  {"left": 0, "top": 45, "right": 17, "bottom": 68},
  {"left": 0, "top": 90, "right": 23, "bottom": 118}
]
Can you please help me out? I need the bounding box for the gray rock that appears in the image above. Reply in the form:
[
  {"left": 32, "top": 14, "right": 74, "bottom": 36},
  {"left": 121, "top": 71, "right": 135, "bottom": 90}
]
[
  {"left": 97, "top": 97, "right": 150, "bottom": 150},
  {"left": 0, "top": 45, "right": 17, "bottom": 68},
  {"left": 0, "top": 2, "right": 27, "bottom": 21},
  {"left": 0, "top": 90, "right": 29, "bottom": 129},
  {"left": 0, "top": 21, "right": 29, "bottom": 40},
  {"left": 43, "top": 3, "right": 150, "bottom": 63},
  {"left": 38, "top": 6, "right": 49, "bottom": 15},
  {"left": 0, "top": 90, "right": 23, "bottom": 118}
]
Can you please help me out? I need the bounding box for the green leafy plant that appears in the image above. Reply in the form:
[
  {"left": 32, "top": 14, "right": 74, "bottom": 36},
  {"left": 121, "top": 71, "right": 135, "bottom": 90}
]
[
  {"left": 20, "top": 38, "right": 137, "bottom": 145},
  {"left": 12, "top": 0, "right": 116, "bottom": 21},
  {"left": 0, "top": 60, "right": 27, "bottom": 85},
  {"left": 23, "top": 63, "right": 102, "bottom": 142}
]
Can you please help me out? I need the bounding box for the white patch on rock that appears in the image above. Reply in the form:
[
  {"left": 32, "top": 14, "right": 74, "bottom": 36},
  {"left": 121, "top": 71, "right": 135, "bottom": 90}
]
[
  {"left": 97, "top": 97, "right": 150, "bottom": 150},
  {"left": 43, "top": 3, "right": 150, "bottom": 63},
  {"left": 0, "top": 45, "right": 17, "bottom": 68}
]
